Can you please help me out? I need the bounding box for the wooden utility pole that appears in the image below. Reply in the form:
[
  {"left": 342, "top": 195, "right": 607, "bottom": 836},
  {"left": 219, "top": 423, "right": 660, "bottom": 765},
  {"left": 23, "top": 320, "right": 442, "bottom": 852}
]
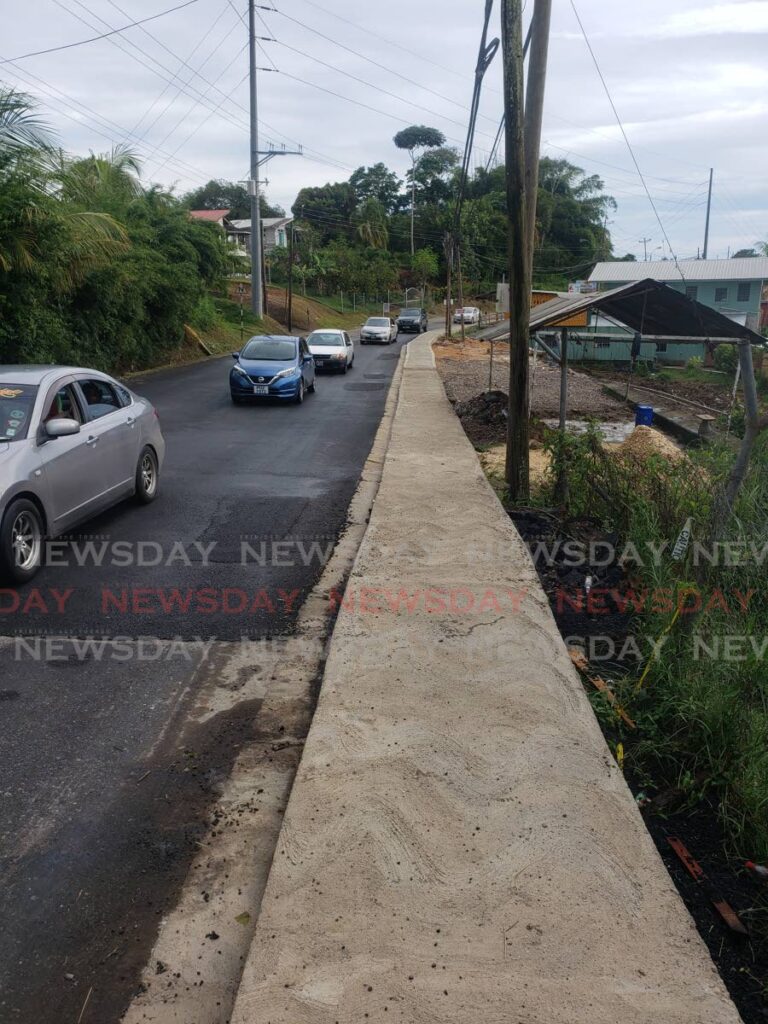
[
  {"left": 502, "top": 0, "right": 530, "bottom": 498},
  {"left": 443, "top": 232, "right": 453, "bottom": 338},
  {"left": 523, "top": 0, "right": 552, "bottom": 277},
  {"left": 287, "top": 221, "right": 294, "bottom": 332},
  {"left": 456, "top": 245, "right": 466, "bottom": 342}
]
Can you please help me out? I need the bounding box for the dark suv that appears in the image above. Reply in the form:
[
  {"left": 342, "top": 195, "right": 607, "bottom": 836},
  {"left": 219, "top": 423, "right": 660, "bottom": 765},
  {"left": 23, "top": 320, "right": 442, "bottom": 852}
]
[{"left": 396, "top": 307, "right": 428, "bottom": 333}]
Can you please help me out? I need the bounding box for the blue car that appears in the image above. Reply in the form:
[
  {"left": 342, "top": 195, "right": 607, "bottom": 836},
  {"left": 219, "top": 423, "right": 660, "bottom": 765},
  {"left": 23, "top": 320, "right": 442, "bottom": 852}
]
[{"left": 230, "top": 335, "right": 316, "bottom": 405}]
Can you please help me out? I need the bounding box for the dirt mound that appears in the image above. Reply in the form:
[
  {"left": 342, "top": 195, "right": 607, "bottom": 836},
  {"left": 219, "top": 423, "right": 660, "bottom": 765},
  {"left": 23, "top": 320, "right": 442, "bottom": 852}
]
[
  {"left": 615, "top": 425, "right": 684, "bottom": 462},
  {"left": 454, "top": 390, "right": 509, "bottom": 446}
]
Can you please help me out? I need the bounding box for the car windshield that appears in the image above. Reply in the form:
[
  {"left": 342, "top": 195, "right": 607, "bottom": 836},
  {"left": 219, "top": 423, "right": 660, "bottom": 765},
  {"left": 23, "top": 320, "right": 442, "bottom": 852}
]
[
  {"left": 0, "top": 384, "right": 38, "bottom": 441},
  {"left": 366, "top": 318, "right": 389, "bottom": 327},
  {"left": 309, "top": 332, "right": 345, "bottom": 347},
  {"left": 400, "top": 309, "right": 421, "bottom": 316},
  {"left": 241, "top": 338, "right": 297, "bottom": 361}
]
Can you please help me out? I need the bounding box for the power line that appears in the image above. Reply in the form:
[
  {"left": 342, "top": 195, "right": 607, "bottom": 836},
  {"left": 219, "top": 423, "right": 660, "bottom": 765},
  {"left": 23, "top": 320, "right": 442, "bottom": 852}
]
[
  {"left": 295, "top": 0, "right": 495, "bottom": 91},
  {"left": 270, "top": 5, "right": 500, "bottom": 129},
  {"left": 0, "top": 0, "right": 199, "bottom": 63},
  {"left": 0, "top": 56, "right": 215, "bottom": 182},
  {"left": 273, "top": 38, "right": 494, "bottom": 140},
  {"left": 127, "top": 0, "right": 239, "bottom": 139},
  {"left": 276, "top": 71, "right": 469, "bottom": 149},
  {"left": 568, "top": 0, "right": 685, "bottom": 281}
]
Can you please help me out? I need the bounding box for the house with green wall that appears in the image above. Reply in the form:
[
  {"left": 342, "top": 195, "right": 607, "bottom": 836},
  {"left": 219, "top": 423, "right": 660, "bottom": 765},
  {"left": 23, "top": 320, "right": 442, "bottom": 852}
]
[{"left": 579, "top": 257, "right": 768, "bottom": 365}]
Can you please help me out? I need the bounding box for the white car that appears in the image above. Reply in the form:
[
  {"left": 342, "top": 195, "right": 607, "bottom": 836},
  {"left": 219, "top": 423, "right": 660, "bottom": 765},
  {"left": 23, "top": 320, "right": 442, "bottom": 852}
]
[
  {"left": 306, "top": 329, "right": 355, "bottom": 373},
  {"left": 453, "top": 306, "right": 481, "bottom": 325},
  {"left": 359, "top": 317, "right": 398, "bottom": 345}
]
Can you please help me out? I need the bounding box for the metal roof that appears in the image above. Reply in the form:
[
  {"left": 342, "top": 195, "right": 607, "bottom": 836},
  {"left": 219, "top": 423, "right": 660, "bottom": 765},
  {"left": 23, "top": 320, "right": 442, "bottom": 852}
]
[
  {"left": 188, "top": 209, "right": 230, "bottom": 222},
  {"left": 529, "top": 279, "right": 765, "bottom": 343},
  {"left": 589, "top": 257, "right": 768, "bottom": 283}
]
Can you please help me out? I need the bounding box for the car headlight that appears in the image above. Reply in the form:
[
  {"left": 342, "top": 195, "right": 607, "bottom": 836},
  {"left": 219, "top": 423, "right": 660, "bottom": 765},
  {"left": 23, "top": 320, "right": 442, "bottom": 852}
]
[
  {"left": 232, "top": 364, "right": 250, "bottom": 379},
  {"left": 273, "top": 366, "right": 300, "bottom": 381},
  {"left": 333, "top": 351, "right": 346, "bottom": 360}
]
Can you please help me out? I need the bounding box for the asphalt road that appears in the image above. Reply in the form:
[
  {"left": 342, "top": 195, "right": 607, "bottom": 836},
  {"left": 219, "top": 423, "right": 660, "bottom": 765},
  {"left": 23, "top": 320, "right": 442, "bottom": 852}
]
[
  {"left": 4, "top": 332, "right": 416, "bottom": 640},
  {"left": 0, "top": 326, "right": 427, "bottom": 1023}
]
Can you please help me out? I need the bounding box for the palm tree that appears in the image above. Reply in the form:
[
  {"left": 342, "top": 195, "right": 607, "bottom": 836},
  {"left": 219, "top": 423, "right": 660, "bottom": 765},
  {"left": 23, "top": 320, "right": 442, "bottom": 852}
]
[
  {"left": 0, "top": 91, "right": 128, "bottom": 283},
  {"left": 354, "top": 198, "right": 389, "bottom": 250},
  {"left": 0, "top": 87, "right": 54, "bottom": 168}
]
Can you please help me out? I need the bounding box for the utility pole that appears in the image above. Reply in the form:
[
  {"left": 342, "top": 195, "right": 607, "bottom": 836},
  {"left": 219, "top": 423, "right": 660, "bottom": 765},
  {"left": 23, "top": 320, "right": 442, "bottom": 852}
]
[
  {"left": 639, "top": 236, "right": 651, "bottom": 262},
  {"left": 247, "top": 0, "right": 301, "bottom": 318},
  {"left": 523, "top": 0, "right": 552, "bottom": 277},
  {"left": 443, "top": 232, "right": 453, "bottom": 338},
  {"left": 248, "top": 0, "right": 262, "bottom": 317},
  {"left": 702, "top": 167, "right": 713, "bottom": 259},
  {"left": 501, "top": 0, "right": 531, "bottom": 498},
  {"left": 287, "top": 220, "right": 294, "bottom": 332}
]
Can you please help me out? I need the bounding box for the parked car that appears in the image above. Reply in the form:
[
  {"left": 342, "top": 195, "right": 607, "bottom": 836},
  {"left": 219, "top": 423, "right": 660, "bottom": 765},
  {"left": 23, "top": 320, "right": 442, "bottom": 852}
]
[
  {"left": 359, "top": 317, "right": 398, "bottom": 344},
  {"left": 396, "top": 307, "right": 428, "bottom": 333},
  {"left": 307, "top": 329, "right": 355, "bottom": 373},
  {"left": 0, "top": 366, "right": 165, "bottom": 583},
  {"left": 453, "top": 306, "right": 481, "bottom": 325},
  {"left": 230, "top": 335, "right": 316, "bottom": 405}
]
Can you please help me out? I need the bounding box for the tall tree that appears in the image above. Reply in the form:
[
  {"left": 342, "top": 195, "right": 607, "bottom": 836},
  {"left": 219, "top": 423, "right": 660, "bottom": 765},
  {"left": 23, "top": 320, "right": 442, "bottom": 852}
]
[
  {"left": 349, "top": 163, "right": 401, "bottom": 214},
  {"left": 393, "top": 125, "right": 446, "bottom": 255}
]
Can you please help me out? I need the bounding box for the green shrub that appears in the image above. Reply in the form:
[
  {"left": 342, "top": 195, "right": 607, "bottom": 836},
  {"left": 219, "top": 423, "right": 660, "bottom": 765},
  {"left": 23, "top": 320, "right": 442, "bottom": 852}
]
[{"left": 713, "top": 344, "right": 738, "bottom": 373}]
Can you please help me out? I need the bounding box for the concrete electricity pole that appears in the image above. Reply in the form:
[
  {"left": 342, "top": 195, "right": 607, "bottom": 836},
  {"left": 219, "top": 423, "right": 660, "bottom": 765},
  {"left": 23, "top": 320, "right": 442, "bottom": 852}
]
[
  {"left": 247, "top": 0, "right": 301, "bottom": 318},
  {"left": 702, "top": 167, "right": 713, "bottom": 259},
  {"left": 248, "top": 0, "right": 262, "bottom": 317}
]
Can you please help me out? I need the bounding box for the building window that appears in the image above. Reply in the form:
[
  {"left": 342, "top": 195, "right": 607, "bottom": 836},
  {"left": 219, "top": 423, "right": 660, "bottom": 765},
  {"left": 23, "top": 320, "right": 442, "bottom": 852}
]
[
  {"left": 656, "top": 342, "right": 668, "bottom": 353},
  {"left": 685, "top": 286, "right": 698, "bottom": 301},
  {"left": 715, "top": 286, "right": 728, "bottom": 303},
  {"left": 737, "top": 282, "right": 751, "bottom": 302},
  {"left": 595, "top": 340, "right": 610, "bottom": 348}
]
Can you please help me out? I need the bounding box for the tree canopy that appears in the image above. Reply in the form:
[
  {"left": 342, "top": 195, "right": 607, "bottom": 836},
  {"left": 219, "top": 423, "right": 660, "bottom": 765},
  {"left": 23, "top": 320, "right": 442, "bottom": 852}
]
[{"left": 181, "top": 178, "right": 283, "bottom": 220}]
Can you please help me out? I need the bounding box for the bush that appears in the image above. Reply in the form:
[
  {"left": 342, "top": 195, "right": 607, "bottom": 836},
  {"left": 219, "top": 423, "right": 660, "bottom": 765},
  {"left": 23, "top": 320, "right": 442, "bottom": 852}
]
[
  {"left": 189, "top": 295, "right": 218, "bottom": 332},
  {"left": 713, "top": 344, "right": 738, "bottom": 373},
  {"left": 686, "top": 355, "right": 703, "bottom": 371},
  {"left": 541, "top": 425, "right": 768, "bottom": 858}
]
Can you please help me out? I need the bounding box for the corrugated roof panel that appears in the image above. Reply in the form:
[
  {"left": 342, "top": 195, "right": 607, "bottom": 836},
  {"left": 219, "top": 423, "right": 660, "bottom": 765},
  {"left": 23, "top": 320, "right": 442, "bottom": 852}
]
[{"left": 589, "top": 257, "right": 768, "bottom": 283}]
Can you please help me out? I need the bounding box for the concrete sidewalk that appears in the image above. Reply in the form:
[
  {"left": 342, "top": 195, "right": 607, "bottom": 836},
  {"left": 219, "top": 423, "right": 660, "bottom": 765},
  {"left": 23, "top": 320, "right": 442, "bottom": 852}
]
[{"left": 231, "top": 333, "right": 740, "bottom": 1023}]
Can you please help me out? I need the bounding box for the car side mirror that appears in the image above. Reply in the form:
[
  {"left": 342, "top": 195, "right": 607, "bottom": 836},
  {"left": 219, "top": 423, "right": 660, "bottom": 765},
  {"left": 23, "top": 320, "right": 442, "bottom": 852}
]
[
  {"left": 231, "top": 351, "right": 240, "bottom": 359},
  {"left": 45, "top": 417, "right": 80, "bottom": 439}
]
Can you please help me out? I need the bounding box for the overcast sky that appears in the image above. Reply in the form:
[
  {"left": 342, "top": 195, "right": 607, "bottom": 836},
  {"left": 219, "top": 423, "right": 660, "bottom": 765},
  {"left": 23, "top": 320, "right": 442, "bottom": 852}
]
[{"left": 2, "top": 0, "right": 765, "bottom": 265}]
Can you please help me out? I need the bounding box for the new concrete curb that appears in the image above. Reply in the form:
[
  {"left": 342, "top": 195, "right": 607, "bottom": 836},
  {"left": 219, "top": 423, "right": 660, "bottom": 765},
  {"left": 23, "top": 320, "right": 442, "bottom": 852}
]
[{"left": 231, "top": 333, "right": 741, "bottom": 1024}]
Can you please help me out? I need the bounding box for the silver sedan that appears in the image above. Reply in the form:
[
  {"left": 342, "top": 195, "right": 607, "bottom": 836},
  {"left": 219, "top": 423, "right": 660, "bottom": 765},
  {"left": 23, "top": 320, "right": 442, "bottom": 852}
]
[{"left": 0, "top": 366, "right": 166, "bottom": 583}]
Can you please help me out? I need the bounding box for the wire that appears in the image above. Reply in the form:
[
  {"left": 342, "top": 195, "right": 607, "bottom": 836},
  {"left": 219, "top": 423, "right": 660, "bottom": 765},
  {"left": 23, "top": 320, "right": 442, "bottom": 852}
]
[
  {"left": 0, "top": 0, "right": 199, "bottom": 63},
  {"left": 269, "top": 5, "right": 499, "bottom": 130},
  {"left": 568, "top": 0, "right": 685, "bottom": 281},
  {"left": 295, "top": 0, "right": 496, "bottom": 91},
  {"left": 0, "top": 56, "right": 215, "bottom": 182},
  {"left": 274, "top": 38, "right": 491, "bottom": 139},
  {"left": 277, "top": 70, "right": 468, "bottom": 148}
]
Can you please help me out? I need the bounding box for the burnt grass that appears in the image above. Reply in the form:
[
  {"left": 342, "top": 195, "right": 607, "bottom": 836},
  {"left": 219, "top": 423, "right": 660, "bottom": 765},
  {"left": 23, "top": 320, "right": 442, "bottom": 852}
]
[{"left": 510, "top": 507, "right": 768, "bottom": 1023}]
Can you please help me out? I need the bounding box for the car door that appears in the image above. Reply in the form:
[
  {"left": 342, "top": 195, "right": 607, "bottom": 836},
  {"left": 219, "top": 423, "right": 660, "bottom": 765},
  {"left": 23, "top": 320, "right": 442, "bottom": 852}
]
[
  {"left": 299, "top": 339, "right": 315, "bottom": 388},
  {"left": 343, "top": 332, "right": 353, "bottom": 366},
  {"left": 35, "top": 379, "right": 105, "bottom": 531},
  {"left": 73, "top": 377, "right": 137, "bottom": 508}
]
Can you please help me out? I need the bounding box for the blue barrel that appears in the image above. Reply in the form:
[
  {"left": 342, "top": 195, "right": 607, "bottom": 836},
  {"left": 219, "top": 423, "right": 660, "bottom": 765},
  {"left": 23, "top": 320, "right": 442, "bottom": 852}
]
[{"left": 635, "top": 404, "right": 654, "bottom": 426}]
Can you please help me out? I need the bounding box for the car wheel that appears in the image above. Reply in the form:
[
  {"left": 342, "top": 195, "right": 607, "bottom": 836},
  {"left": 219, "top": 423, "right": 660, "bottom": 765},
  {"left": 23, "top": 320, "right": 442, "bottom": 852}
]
[
  {"left": 295, "top": 378, "right": 305, "bottom": 404},
  {"left": 135, "top": 446, "right": 159, "bottom": 504},
  {"left": 231, "top": 393, "right": 244, "bottom": 404},
  {"left": 0, "top": 498, "right": 44, "bottom": 584}
]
